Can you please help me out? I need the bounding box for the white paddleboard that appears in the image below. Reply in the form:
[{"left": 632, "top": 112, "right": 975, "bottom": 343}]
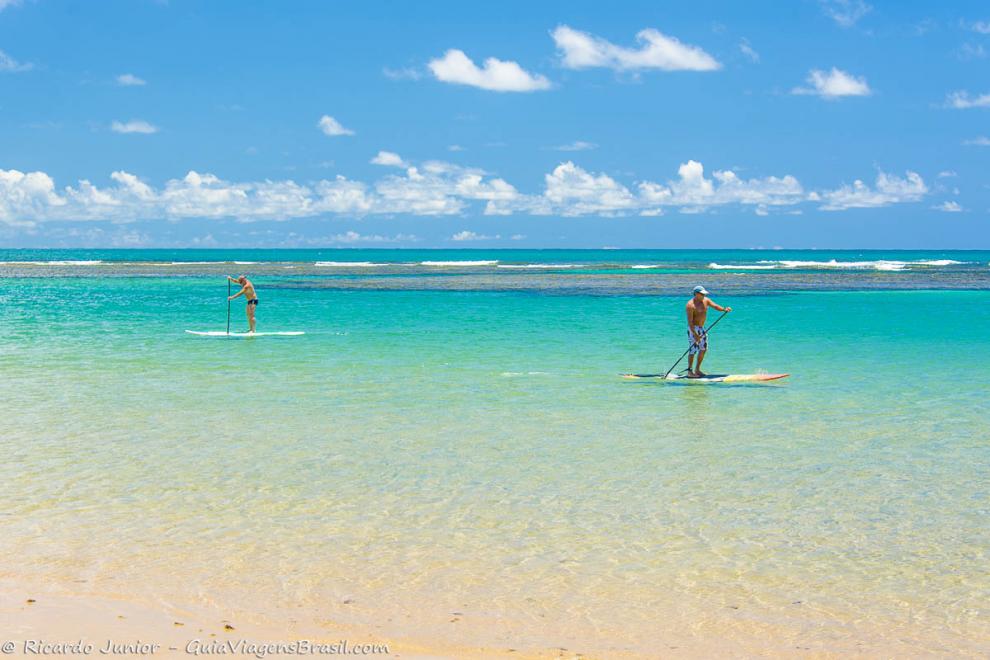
[
  {"left": 185, "top": 330, "right": 305, "bottom": 337},
  {"left": 622, "top": 373, "right": 789, "bottom": 383}
]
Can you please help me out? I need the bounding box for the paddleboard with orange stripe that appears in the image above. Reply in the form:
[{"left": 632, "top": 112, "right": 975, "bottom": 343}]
[{"left": 622, "top": 373, "right": 789, "bottom": 383}]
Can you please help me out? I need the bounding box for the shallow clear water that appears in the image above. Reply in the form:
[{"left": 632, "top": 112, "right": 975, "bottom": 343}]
[{"left": 1, "top": 250, "right": 988, "bottom": 655}]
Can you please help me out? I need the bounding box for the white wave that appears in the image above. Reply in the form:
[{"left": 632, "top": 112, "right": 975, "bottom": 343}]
[
  {"left": 757, "top": 258, "right": 966, "bottom": 271},
  {"left": 2, "top": 260, "right": 104, "bottom": 265},
  {"left": 497, "top": 264, "right": 582, "bottom": 269},
  {"left": 166, "top": 260, "right": 261, "bottom": 265},
  {"left": 314, "top": 261, "right": 390, "bottom": 267},
  {"left": 759, "top": 259, "right": 909, "bottom": 271},
  {"left": 631, "top": 264, "right": 662, "bottom": 269},
  {"left": 708, "top": 262, "right": 777, "bottom": 270},
  {"left": 420, "top": 260, "right": 499, "bottom": 266}
]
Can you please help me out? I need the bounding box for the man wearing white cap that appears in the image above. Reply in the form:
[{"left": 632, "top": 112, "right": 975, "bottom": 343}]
[{"left": 685, "top": 285, "right": 731, "bottom": 377}]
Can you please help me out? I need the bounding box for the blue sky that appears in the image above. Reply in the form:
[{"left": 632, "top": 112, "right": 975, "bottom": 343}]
[{"left": 1, "top": 0, "right": 988, "bottom": 248}]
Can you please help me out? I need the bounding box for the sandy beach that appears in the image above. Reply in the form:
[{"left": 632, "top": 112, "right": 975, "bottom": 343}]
[{"left": 2, "top": 581, "right": 650, "bottom": 660}]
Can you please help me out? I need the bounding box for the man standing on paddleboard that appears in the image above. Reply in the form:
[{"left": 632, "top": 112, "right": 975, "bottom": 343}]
[
  {"left": 227, "top": 275, "right": 259, "bottom": 333},
  {"left": 686, "top": 285, "right": 731, "bottom": 377}
]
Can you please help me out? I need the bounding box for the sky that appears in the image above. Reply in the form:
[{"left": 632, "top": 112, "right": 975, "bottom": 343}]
[{"left": 0, "top": 0, "right": 988, "bottom": 249}]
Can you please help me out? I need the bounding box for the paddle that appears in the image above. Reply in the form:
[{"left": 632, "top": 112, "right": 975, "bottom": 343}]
[
  {"left": 663, "top": 310, "right": 729, "bottom": 379},
  {"left": 226, "top": 278, "right": 231, "bottom": 336}
]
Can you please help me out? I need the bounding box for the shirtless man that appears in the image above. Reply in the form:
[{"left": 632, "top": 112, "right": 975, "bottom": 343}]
[
  {"left": 227, "top": 275, "right": 259, "bottom": 333},
  {"left": 685, "top": 285, "right": 731, "bottom": 377}
]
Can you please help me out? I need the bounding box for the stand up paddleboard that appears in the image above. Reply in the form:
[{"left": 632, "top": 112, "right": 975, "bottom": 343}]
[
  {"left": 622, "top": 373, "right": 789, "bottom": 383},
  {"left": 185, "top": 330, "right": 305, "bottom": 338}
]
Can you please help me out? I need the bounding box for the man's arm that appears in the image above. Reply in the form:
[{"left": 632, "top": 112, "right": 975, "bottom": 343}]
[
  {"left": 706, "top": 298, "right": 732, "bottom": 313},
  {"left": 229, "top": 287, "right": 246, "bottom": 300}
]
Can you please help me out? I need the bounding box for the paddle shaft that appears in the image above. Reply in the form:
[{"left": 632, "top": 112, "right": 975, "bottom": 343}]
[
  {"left": 663, "top": 310, "right": 728, "bottom": 378},
  {"left": 226, "top": 279, "right": 231, "bottom": 336}
]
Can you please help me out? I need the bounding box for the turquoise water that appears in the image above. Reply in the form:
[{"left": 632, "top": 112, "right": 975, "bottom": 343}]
[{"left": 1, "top": 250, "right": 989, "bottom": 655}]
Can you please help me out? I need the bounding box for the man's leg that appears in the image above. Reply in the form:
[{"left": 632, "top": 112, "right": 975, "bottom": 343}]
[
  {"left": 695, "top": 349, "right": 706, "bottom": 376},
  {"left": 247, "top": 305, "right": 256, "bottom": 333},
  {"left": 687, "top": 354, "right": 694, "bottom": 374}
]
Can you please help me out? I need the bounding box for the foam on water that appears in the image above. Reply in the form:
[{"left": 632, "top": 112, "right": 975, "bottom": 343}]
[
  {"left": 2, "top": 260, "right": 105, "bottom": 265},
  {"left": 497, "top": 264, "right": 583, "bottom": 269},
  {"left": 420, "top": 260, "right": 499, "bottom": 266},
  {"left": 709, "top": 262, "right": 777, "bottom": 270},
  {"left": 752, "top": 258, "right": 967, "bottom": 271},
  {"left": 314, "top": 261, "right": 393, "bottom": 267}
]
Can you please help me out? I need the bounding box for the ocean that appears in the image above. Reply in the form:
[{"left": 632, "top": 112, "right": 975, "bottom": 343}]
[{"left": 1, "top": 249, "right": 988, "bottom": 656}]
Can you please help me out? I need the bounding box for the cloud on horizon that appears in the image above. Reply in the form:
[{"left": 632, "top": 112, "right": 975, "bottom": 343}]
[
  {"left": 0, "top": 158, "right": 929, "bottom": 228},
  {"left": 817, "top": 171, "right": 927, "bottom": 210},
  {"left": 451, "top": 230, "right": 500, "bottom": 241}
]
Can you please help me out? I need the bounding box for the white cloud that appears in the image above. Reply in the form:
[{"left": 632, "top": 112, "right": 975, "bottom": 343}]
[
  {"left": 963, "top": 136, "right": 990, "bottom": 146},
  {"left": 111, "top": 120, "right": 159, "bottom": 134},
  {"left": 937, "top": 170, "right": 958, "bottom": 178},
  {"left": 451, "top": 230, "right": 500, "bottom": 241},
  {"left": 428, "top": 49, "right": 550, "bottom": 92},
  {"left": 326, "top": 230, "right": 417, "bottom": 244},
  {"left": 317, "top": 115, "right": 355, "bottom": 136},
  {"left": 957, "top": 43, "right": 987, "bottom": 61},
  {"left": 0, "top": 168, "right": 374, "bottom": 226},
  {"left": 0, "top": 1, "right": 22, "bottom": 11},
  {"left": 0, "top": 158, "right": 930, "bottom": 227},
  {"left": 448, "top": 145, "right": 465, "bottom": 152},
  {"left": 820, "top": 0, "right": 872, "bottom": 28},
  {"left": 0, "top": 49, "right": 32, "bottom": 72},
  {"left": 739, "top": 39, "right": 760, "bottom": 63},
  {"left": 967, "top": 21, "right": 990, "bottom": 34},
  {"left": 552, "top": 25, "right": 720, "bottom": 72},
  {"left": 637, "top": 160, "right": 806, "bottom": 210},
  {"left": 540, "top": 162, "right": 637, "bottom": 216},
  {"left": 374, "top": 161, "right": 520, "bottom": 216},
  {"left": 116, "top": 73, "right": 147, "bottom": 86},
  {"left": 549, "top": 140, "right": 598, "bottom": 152},
  {"left": 818, "top": 171, "right": 927, "bottom": 210},
  {"left": 793, "top": 68, "right": 871, "bottom": 99},
  {"left": 933, "top": 201, "right": 962, "bottom": 212},
  {"left": 370, "top": 151, "right": 407, "bottom": 167},
  {"left": 0, "top": 169, "right": 65, "bottom": 227},
  {"left": 945, "top": 91, "right": 990, "bottom": 109},
  {"left": 382, "top": 66, "right": 422, "bottom": 81}
]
